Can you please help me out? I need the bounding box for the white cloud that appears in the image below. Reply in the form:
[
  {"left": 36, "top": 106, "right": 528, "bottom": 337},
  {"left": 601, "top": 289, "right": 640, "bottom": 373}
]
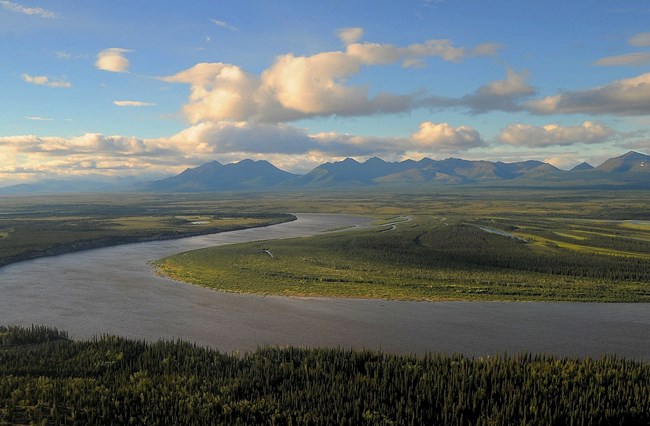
[
  {"left": 628, "top": 32, "right": 650, "bottom": 47},
  {"left": 410, "top": 121, "right": 486, "bottom": 152},
  {"left": 498, "top": 121, "right": 615, "bottom": 147},
  {"left": 470, "top": 43, "right": 502, "bottom": 57},
  {"left": 406, "top": 39, "right": 467, "bottom": 62},
  {"left": 594, "top": 52, "right": 650, "bottom": 66},
  {"left": 0, "top": 1, "right": 59, "bottom": 18},
  {"left": 53, "top": 50, "right": 86, "bottom": 60},
  {"left": 526, "top": 72, "right": 650, "bottom": 116},
  {"left": 22, "top": 73, "right": 71, "bottom": 88},
  {"left": 55, "top": 51, "right": 72, "bottom": 59},
  {"left": 0, "top": 119, "right": 488, "bottom": 182},
  {"left": 168, "top": 121, "right": 316, "bottom": 155},
  {"left": 337, "top": 27, "right": 364, "bottom": 45},
  {"left": 420, "top": 69, "right": 535, "bottom": 113},
  {"left": 161, "top": 62, "right": 260, "bottom": 122},
  {"left": 95, "top": 48, "right": 131, "bottom": 73},
  {"left": 345, "top": 43, "right": 403, "bottom": 65},
  {"left": 163, "top": 36, "right": 498, "bottom": 123},
  {"left": 261, "top": 51, "right": 374, "bottom": 115},
  {"left": 346, "top": 39, "right": 501, "bottom": 68},
  {"left": 114, "top": 100, "right": 156, "bottom": 107},
  {"left": 479, "top": 69, "right": 534, "bottom": 97},
  {"left": 162, "top": 57, "right": 412, "bottom": 123},
  {"left": 211, "top": 18, "right": 239, "bottom": 32},
  {"left": 25, "top": 116, "right": 53, "bottom": 121}
]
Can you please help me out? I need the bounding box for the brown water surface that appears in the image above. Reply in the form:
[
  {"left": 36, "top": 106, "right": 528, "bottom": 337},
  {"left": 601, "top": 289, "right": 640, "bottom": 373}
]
[{"left": 1, "top": 213, "right": 648, "bottom": 359}]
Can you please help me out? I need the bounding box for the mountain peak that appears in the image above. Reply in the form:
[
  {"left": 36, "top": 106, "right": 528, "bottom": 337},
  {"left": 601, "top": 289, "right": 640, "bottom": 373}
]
[
  {"left": 596, "top": 151, "right": 649, "bottom": 173},
  {"left": 191, "top": 160, "right": 222, "bottom": 171},
  {"left": 365, "top": 157, "right": 386, "bottom": 165},
  {"left": 341, "top": 157, "right": 360, "bottom": 164},
  {"left": 148, "top": 159, "right": 295, "bottom": 192},
  {"left": 571, "top": 162, "right": 594, "bottom": 171},
  {"left": 621, "top": 151, "right": 645, "bottom": 159}
]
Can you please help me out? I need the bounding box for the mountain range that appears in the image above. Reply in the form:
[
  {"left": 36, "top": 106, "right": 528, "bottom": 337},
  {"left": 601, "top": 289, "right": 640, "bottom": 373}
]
[
  {"left": 146, "top": 151, "right": 650, "bottom": 192},
  {"left": 147, "top": 159, "right": 296, "bottom": 192},
  {"left": 1, "top": 151, "right": 648, "bottom": 194}
]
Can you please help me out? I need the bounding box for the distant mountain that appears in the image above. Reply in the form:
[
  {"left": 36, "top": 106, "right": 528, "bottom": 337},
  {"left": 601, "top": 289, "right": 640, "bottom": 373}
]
[
  {"left": 146, "top": 152, "right": 650, "bottom": 192},
  {"left": 286, "top": 157, "right": 559, "bottom": 188},
  {"left": 0, "top": 176, "right": 143, "bottom": 195},
  {"left": 286, "top": 157, "right": 413, "bottom": 187},
  {"left": 283, "top": 157, "right": 561, "bottom": 188},
  {"left": 6, "top": 152, "right": 647, "bottom": 195},
  {"left": 570, "top": 162, "right": 594, "bottom": 171},
  {"left": 147, "top": 159, "right": 297, "bottom": 192},
  {"left": 595, "top": 151, "right": 650, "bottom": 173}
]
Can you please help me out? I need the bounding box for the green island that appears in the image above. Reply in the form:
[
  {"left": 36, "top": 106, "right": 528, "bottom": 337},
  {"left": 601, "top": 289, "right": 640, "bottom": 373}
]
[
  {"left": 0, "top": 325, "right": 647, "bottom": 425},
  {"left": 155, "top": 191, "right": 650, "bottom": 302}
]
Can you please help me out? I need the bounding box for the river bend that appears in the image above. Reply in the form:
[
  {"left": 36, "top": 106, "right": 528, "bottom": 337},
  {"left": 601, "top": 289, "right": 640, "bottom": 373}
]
[{"left": 1, "top": 213, "right": 648, "bottom": 359}]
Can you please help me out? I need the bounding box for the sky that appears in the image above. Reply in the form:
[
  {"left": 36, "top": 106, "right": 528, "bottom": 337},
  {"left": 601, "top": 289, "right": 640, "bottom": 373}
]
[{"left": 1, "top": 0, "right": 650, "bottom": 185}]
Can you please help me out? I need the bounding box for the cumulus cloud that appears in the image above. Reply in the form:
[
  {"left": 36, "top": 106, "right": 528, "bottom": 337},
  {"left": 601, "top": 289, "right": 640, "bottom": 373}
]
[
  {"left": 114, "top": 100, "right": 156, "bottom": 107},
  {"left": 342, "top": 43, "right": 401, "bottom": 65},
  {"left": 337, "top": 27, "right": 364, "bottom": 44},
  {"left": 497, "top": 121, "right": 615, "bottom": 147},
  {"left": 22, "top": 74, "right": 71, "bottom": 88},
  {"left": 168, "top": 121, "right": 316, "bottom": 155},
  {"left": 260, "top": 51, "right": 412, "bottom": 118},
  {"left": 345, "top": 39, "right": 501, "bottom": 68},
  {"left": 0, "top": 120, "right": 487, "bottom": 182},
  {"left": 163, "top": 36, "right": 498, "bottom": 123},
  {"left": 525, "top": 72, "right": 650, "bottom": 116},
  {"left": 162, "top": 62, "right": 260, "bottom": 122},
  {"left": 478, "top": 69, "right": 534, "bottom": 97},
  {"left": 0, "top": 1, "right": 59, "bottom": 18},
  {"left": 470, "top": 43, "right": 502, "bottom": 57},
  {"left": 420, "top": 69, "right": 535, "bottom": 113},
  {"left": 211, "top": 18, "right": 239, "bottom": 32},
  {"left": 162, "top": 57, "right": 412, "bottom": 123},
  {"left": 95, "top": 48, "right": 131, "bottom": 73},
  {"left": 410, "top": 121, "right": 486, "bottom": 152},
  {"left": 594, "top": 52, "right": 650, "bottom": 66},
  {"left": 628, "top": 32, "right": 650, "bottom": 47},
  {"left": 458, "top": 69, "right": 534, "bottom": 112}
]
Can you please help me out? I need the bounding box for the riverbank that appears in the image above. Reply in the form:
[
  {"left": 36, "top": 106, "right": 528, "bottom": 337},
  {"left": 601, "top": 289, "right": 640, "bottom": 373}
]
[{"left": 0, "top": 214, "right": 296, "bottom": 269}]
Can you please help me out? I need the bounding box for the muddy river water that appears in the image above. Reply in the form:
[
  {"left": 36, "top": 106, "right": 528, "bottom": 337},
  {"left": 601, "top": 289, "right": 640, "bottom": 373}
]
[{"left": 1, "top": 213, "right": 648, "bottom": 359}]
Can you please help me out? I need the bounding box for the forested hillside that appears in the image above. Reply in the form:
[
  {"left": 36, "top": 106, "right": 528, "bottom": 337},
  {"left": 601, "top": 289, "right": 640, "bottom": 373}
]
[{"left": 1, "top": 326, "right": 647, "bottom": 425}]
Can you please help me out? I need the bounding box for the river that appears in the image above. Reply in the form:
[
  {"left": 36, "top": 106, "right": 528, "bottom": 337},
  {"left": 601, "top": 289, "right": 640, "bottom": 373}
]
[{"left": 1, "top": 213, "right": 648, "bottom": 359}]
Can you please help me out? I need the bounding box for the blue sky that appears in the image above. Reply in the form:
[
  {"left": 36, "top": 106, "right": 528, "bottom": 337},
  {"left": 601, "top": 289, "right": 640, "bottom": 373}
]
[{"left": 1, "top": 0, "right": 650, "bottom": 184}]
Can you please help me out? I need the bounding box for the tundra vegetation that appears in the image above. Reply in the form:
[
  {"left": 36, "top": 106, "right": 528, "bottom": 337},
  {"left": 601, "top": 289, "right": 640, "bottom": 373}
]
[
  {"left": 0, "top": 325, "right": 648, "bottom": 425},
  {"left": 2, "top": 190, "right": 649, "bottom": 301},
  {"left": 0, "top": 193, "right": 294, "bottom": 267},
  {"left": 155, "top": 191, "right": 650, "bottom": 302}
]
